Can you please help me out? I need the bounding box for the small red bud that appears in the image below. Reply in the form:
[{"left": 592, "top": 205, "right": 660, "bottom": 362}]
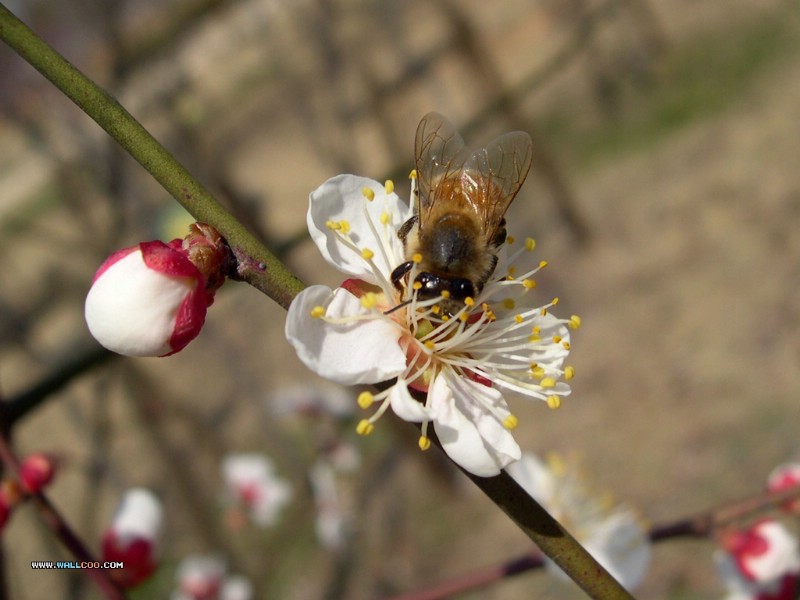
[{"left": 18, "top": 453, "right": 57, "bottom": 494}]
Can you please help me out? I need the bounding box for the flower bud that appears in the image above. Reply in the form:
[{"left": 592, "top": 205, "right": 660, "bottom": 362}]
[
  {"left": 18, "top": 452, "right": 57, "bottom": 494},
  {"left": 101, "top": 488, "right": 163, "bottom": 588},
  {"left": 85, "top": 224, "right": 229, "bottom": 357}
]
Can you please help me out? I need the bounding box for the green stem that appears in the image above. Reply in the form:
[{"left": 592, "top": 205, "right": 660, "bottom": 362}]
[{"left": 0, "top": 3, "right": 304, "bottom": 309}]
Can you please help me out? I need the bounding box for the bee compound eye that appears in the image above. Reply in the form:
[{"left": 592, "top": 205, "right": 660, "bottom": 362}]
[
  {"left": 414, "top": 272, "right": 442, "bottom": 298},
  {"left": 450, "top": 278, "right": 475, "bottom": 299}
]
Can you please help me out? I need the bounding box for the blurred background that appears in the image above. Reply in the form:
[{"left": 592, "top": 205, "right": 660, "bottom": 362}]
[{"left": 1, "top": 0, "right": 799, "bottom": 597}]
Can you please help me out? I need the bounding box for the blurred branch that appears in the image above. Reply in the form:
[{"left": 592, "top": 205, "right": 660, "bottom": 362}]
[
  {"left": 389, "top": 481, "right": 800, "bottom": 600},
  {"left": 0, "top": 3, "right": 305, "bottom": 309},
  {"left": 0, "top": 430, "right": 126, "bottom": 600},
  {"left": 2, "top": 345, "right": 115, "bottom": 426}
]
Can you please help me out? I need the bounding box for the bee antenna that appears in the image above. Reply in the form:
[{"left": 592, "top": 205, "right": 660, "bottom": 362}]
[{"left": 384, "top": 299, "right": 411, "bottom": 315}]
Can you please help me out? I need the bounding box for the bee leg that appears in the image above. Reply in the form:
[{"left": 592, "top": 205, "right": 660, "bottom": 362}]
[
  {"left": 391, "top": 261, "right": 413, "bottom": 291},
  {"left": 397, "top": 215, "right": 418, "bottom": 243}
]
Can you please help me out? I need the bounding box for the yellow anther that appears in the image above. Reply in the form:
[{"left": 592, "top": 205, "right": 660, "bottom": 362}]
[
  {"left": 339, "top": 220, "right": 351, "bottom": 234},
  {"left": 503, "top": 414, "right": 519, "bottom": 430},
  {"left": 413, "top": 281, "right": 423, "bottom": 291},
  {"left": 440, "top": 290, "right": 451, "bottom": 299},
  {"left": 310, "top": 306, "right": 326, "bottom": 318},
  {"left": 552, "top": 335, "right": 562, "bottom": 344},
  {"left": 540, "top": 377, "right": 556, "bottom": 388},
  {"left": 507, "top": 266, "right": 517, "bottom": 277},
  {"left": 356, "top": 419, "right": 375, "bottom": 436},
  {"left": 424, "top": 340, "right": 436, "bottom": 350},
  {"left": 362, "top": 187, "right": 375, "bottom": 201},
  {"left": 564, "top": 366, "right": 575, "bottom": 380},
  {"left": 507, "top": 235, "right": 516, "bottom": 244},
  {"left": 357, "top": 391, "right": 375, "bottom": 409},
  {"left": 503, "top": 298, "right": 515, "bottom": 310},
  {"left": 441, "top": 314, "right": 450, "bottom": 322},
  {"left": 380, "top": 212, "right": 390, "bottom": 225},
  {"left": 458, "top": 312, "right": 469, "bottom": 322},
  {"left": 360, "top": 293, "right": 378, "bottom": 309},
  {"left": 532, "top": 326, "right": 541, "bottom": 335},
  {"left": 431, "top": 305, "right": 441, "bottom": 315},
  {"left": 551, "top": 297, "right": 559, "bottom": 305},
  {"left": 418, "top": 436, "right": 431, "bottom": 451},
  {"left": 325, "top": 220, "right": 339, "bottom": 230},
  {"left": 546, "top": 396, "right": 562, "bottom": 410},
  {"left": 530, "top": 366, "right": 545, "bottom": 379},
  {"left": 522, "top": 279, "right": 536, "bottom": 289},
  {"left": 525, "top": 238, "right": 536, "bottom": 251},
  {"left": 540, "top": 308, "right": 548, "bottom": 316},
  {"left": 539, "top": 260, "right": 548, "bottom": 268},
  {"left": 562, "top": 341, "right": 571, "bottom": 350},
  {"left": 385, "top": 179, "right": 394, "bottom": 195},
  {"left": 464, "top": 297, "right": 475, "bottom": 307},
  {"left": 412, "top": 253, "right": 423, "bottom": 264},
  {"left": 361, "top": 248, "right": 375, "bottom": 260},
  {"left": 514, "top": 314, "right": 524, "bottom": 324},
  {"left": 409, "top": 169, "right": 418, "bottom": 179},
  {"left": 569, "top": 315, "right": 582, "bottom": 329}
]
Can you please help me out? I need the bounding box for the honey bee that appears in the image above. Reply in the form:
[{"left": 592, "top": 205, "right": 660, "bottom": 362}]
[{"left": 390, "top": 112, "right": 534, "bottom": 314}]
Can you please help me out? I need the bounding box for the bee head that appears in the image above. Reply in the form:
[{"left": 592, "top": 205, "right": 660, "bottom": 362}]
[{"left": 414, "top": 272, "right": 475, "bottom": 302}]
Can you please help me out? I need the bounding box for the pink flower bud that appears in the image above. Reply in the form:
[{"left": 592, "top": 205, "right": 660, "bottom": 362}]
[
  {"left": 722, "top": 520, "right": 800, "bottom": 583},
  {"left": 18, "top": 453, "right": 57, "bottom": 494},
  {"left": 85, "top": 240, "right": 215, "bottom": 357},
  {"left": 767, "top": 463, "right": 800, "bottom": 512},
  {"left": 101, "top": 488, "right": 163, "bottom": 588}
]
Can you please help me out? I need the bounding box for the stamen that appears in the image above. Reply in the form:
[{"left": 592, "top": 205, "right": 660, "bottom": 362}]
[
  {"left": 409, "top": 169, "right": 417, "bottom": 179},
  {"left": 418, "top": 436, "right": 431, "bottom": 451},
  {"left": 412, "top": 253, "right": 423, "bottom": 264},
  {"left": 547, "top": 396, "right": 562, "bottom": 409},
  {"left": 503, "top": 414, "right": 519, "bottom": 430},
  {"left": 385, "top": 179, "right": 394, "bottom": 195},
  {"left": 525, "top": 238, "right": 536, "bottom": 251},
  {"left": 310, "top": 306, "right": 326, "bottom": 318},
  {"left": 361, "top": 187, "right": 375, "bottom": 201},
  {"left": 507, "top": 235, "right": 516, "bottom": 244},
  {"left": 357, "top": 391, "right": 374, "bottom": 409},
  {"left": 356, "top": 419, "right": 375, "bottom": 435},
  {"left": 361, "top": 248, "right": 375, "bottom": 260},
  {"left": 569, "top": 315, "right": 582, "bottom": 329},
  {"left": 564, "top": 366, "right": 575, "bottom": 380}
]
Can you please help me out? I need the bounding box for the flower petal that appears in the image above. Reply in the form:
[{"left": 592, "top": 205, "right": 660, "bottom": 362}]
[
  {"left": 85, "top": 249, "right": 198, "bottom": 357},
  {"left": 307, "top": 175, "right": 411, "bottom": 284},
  {"left": 285, "top": 285, "right": 407, "bottom": 385},
  {"left": 430, "top": 374, "right": 521, "bottom": 477},
  {"left": 389, "top": 382, "right": 435, "bottom": 423}
]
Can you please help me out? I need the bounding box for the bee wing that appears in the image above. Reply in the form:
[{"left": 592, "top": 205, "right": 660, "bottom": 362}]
[
  {"left": 462, "top": 130, "right": 533, "bottom": 242},
  {"left": 414, "top": 112, "right": 471, "bottom": 227}
]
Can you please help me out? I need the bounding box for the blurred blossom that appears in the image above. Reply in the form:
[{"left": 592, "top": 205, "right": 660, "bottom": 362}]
[
  {"left": 506, "top": 452, "right": 651, "bottom": 591},
  {"left": 309, "top": 460, "right": 352, "bottom": 552},
  {"left": 715, "top": 519, "right": 800, "bottom": 600},
  {"left": 18, "top": 452, "right": 57, "bottom": 494},
  {"left": 101, "top": 488, "right": 163, "bottom": 588},
  {"left": 767, "top": 462, "right": 800, "bottom": 513},
  {"left": 269, "top": 383, "right": 354, "bottom": 418},
  {"left": 222, "top": 453, "right": 292, "bottom": 528},
  {"left": 172, "top": 555, "right": 252, "bottom": 600},
  {"left": 320, "top": 439, "right": 361, "bottom": 473},
  {"left": 84, "top": 224, "right": 229, "bottom": 357},
  {"left": 286, "top": 175, "right": 577, "bottom": 477}
]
